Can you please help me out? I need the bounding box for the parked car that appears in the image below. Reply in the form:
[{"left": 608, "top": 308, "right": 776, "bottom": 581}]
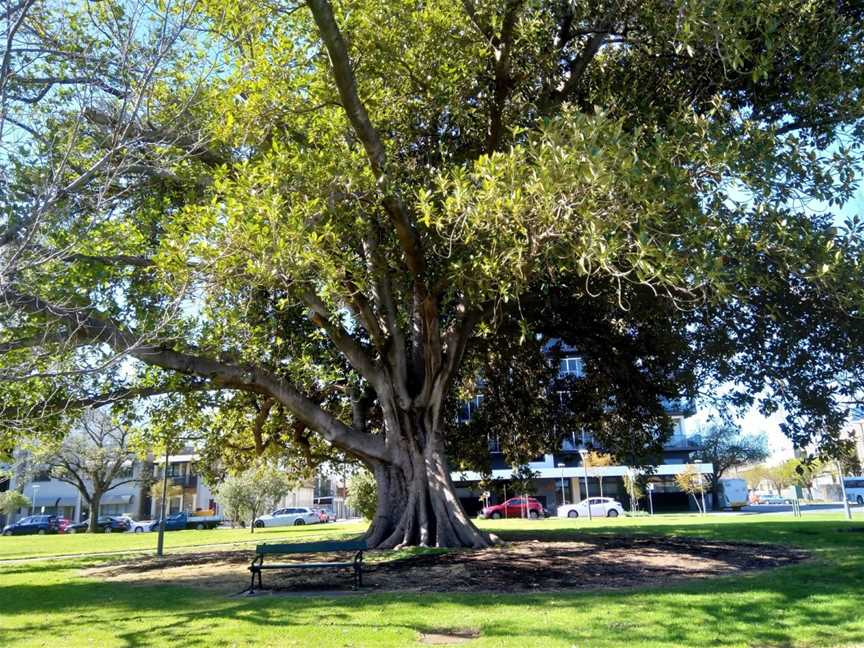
[
  {"left": 755, "top": 494, "right": 791, "bottom": 505},
  {"left": 480, "top": 497, "right": 545, "bottom": 519},
  {"left": 2, "top": 514, "right": 60, "bottom": 536},
  {"left": 558, "top": 497, "right": 624, "bottom": 518},
  {"left": 97, "top": 515, "right": 132, "bottom": 533},
  {"left": 128, "top": 518, "right": 156, "bottom": 533},
  {"left": 253, "top": 507, "right": 321, "bottom": 528},
  {"left": 151, "top": 511, "right": 223, "bottom": 532},
  {"left": 113, "top": 515, "right": 155, "bottom": 533},
  {"left": 66, "top": 520, "right": 89, "bottom": 534},
  {"left": 311, "top": 508, "right": 331, "bottom": 523}
]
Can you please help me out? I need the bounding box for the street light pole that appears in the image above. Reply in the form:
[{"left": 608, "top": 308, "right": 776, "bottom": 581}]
[
  {"left": 156, "top": 444, "right": 170, "bottom": 557},
  {"left": 557, "top": 462, "right": 567, "bottom": 507},
  {"left": 836, "top": 460, "right": 853, "bottom": 521},
  {"left": 647, "top": 483, "right": 655, "bottom": 516},
  {"left": 31, "top": 485, "right": 39, "bottom": 516},
  {"left": 578, "top": 450, "right": 592, "bottom": 520}
]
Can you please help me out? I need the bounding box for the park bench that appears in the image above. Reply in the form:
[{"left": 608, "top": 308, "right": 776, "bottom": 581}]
[{"left": 248, "top": 538, "right": 368, "bottom": 592}]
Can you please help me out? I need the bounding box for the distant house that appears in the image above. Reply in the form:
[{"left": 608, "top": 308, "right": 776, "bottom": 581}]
[
  {"left": 150, "top": 450, "right": 216, "bottom": 518},
  {"left": 151, "top": 449, "right": 320, "bottom": 522},
  {"left": 4, "top": 455, "right": 147, "bottom": 524}
]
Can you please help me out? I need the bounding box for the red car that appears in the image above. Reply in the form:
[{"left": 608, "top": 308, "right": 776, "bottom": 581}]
[{"left": 481, "top": 497, "right": 544, "bottom": 519}]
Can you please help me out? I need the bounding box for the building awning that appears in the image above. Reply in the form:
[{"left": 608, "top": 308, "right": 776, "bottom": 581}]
[
  {"left": 451, "top": 462, "right": 713, "bottom": 483},
  {"left": 101, "top": 494, "right": 134, "bottom": 505},
  {"left": 153, "top": 454, "right": 199, "bottom": 464},
  {"left": 33, "top": 497, "right": 78, "bottom": 507}
]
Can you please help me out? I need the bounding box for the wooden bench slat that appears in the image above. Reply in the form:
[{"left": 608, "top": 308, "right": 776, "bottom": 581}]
[
  {"left": 254, "top": 562, "right": 354, "bottom": 570},
  {"left": 248, "top": 537, "right": 367, "bottom": 592},
  {"left": 256, "top": 540, "right": 367, "bottom": 555}
]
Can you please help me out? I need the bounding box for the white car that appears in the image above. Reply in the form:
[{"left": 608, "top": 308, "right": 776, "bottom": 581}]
[
  {"left": 756, "top": 495, "right": 790, "bottom": 505},
  {"left": 558, "top": 497, "right": 624, "bottom": 519},
  {"left": 253, "top": 507, "right": 320, "bottom": 528},
  {"left": 126, "top": 518, "right": 156, "bottom": 533}
]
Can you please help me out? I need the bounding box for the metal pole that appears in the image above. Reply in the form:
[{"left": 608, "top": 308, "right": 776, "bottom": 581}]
[
  {"left": 557, "top": 462, "right": 566, "bottom": 506},
  {"left": 31, "top": 485, "right": 38, "bottom": 516},
  {"left": 837, "top": 461, "right": 852, "bottom": 520},
  {"left": 157, "top": 444, "right": 170, "bottom": 557},
  {"left": 584, "top": 467, "right": 592, "bottom": 520}
]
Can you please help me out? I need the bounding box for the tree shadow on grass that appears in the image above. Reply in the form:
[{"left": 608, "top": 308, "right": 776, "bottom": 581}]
[
  {"left": 2, "top": 518, "right": 862, "bottom": 647},
  {"left": 492, "top": 517, "right": 864, "bottom": 553},
  {"left": 1, "top": 555, "right": 863, "bottom": 647}
]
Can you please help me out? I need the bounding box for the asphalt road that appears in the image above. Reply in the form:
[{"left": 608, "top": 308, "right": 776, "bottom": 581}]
[{"left": 724, "top": 502, "right": 862, "bottom": 516}]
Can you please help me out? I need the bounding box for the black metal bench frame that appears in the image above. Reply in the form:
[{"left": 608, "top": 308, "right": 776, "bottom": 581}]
[{"left": 248, "top": 539, "right": 367, "bottom": 593}]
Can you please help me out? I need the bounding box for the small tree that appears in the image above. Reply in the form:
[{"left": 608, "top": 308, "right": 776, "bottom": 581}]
[
  {"left": 695, "top": 422, "right": 769, "bottom": 509},
  {"left": 213, "top": 463, "right": 297, "bottom": 533},
  {"left": 509, "top": 466, "right": 539, "bottom": 498},
  {"left": 675, "top": 465, "right": 706, "bottom": 514},
  {"left": 623, "top": 471, "right": 645, "bottom": 512},
  {"left": 32, "top": 411, "right": 139, "bottom": 532},
  {"left": 739, "top": 465, "right": 770, "bottom": 493},
  {"left": 787, "top": 458, "right": 820, "bottom": 500},
  {"left": 0, "top": 491, "right": 31, "bottom": 522},
  {"left": 766, "top": 462, "right": 797, "bottom": 496},
  {"left": 346, "top": 470, "right": 378, "bottom": 521},
  {"left": 583, "top": 452, "right": 615, "bottom": 498}
]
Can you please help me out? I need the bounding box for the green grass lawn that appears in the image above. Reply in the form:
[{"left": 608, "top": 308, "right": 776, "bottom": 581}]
[
  {"left": 1, "top": 513, "right": 863, "bottom": 647},
  {"left": 0, "top": 522, "right": 364, "bottom": 560}
]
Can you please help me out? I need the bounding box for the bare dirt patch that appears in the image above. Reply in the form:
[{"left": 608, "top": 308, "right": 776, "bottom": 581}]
[{"left": 83, "top": 535, "right": 806, "bottom": 595}]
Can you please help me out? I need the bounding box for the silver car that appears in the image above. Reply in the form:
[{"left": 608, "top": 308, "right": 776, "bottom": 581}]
[{"left": 253, "top": 507, "right": 320, "bottom": 528}]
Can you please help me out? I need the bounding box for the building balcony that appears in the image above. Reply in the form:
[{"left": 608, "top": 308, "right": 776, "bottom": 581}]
[
  {"left": 169, "top": 475, "right": 198, "bottom": 488},
  {"left": 663, "top": 435, "right": 701, "bottom": 450}
]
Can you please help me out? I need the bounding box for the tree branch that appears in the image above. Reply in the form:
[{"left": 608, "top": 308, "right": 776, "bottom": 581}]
[
  {"left": 301, "top": 289, "right": 384, "bottom": 388},
  {"left": 305, "top": 0, "right": 428, "bottom": 285},
  {"left": 3, "top": 287, "right": 390, "bottom": 462},
  {"left": 487, "top": 0, "right": 525, "bottom": 153}
]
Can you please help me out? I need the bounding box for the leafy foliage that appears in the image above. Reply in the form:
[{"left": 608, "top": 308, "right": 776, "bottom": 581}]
[
  {"left": 674, "top": 465, "right": 707, "bottom": 513},
  {"left": 0, "top": 491, "right": 30, "bottom": 517},
  {"left": 345, "top": 470, "right": 377, "bottom": 521},
  {"left": 212, "top": 462, "right": 299, "bottom": 532},
  {"left": 1, "top": 0, "right": 864, "bottom": 546},
  {"left": 694, "top": 421, "right": 769, "bottom": 505}
]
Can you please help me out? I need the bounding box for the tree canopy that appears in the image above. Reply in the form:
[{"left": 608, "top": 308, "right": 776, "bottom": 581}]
[
  {"left": 694, "top": 420, "right": 768, "bottom": 505},
  {"left": 1, "top": 0, "right": 863, "bottom": 547}
]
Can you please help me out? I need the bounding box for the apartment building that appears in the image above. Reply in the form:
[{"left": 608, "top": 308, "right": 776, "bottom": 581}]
[
  {"left": 3, "top": 460, "right": 147, "bottom": 524},
  {"left": 449, "top": 350, "right": 712, "bottom": 514}
]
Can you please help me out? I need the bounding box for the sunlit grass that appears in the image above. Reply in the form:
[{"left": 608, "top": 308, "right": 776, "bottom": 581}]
[
  {"left": 1, "top": 513, "right": 863, "bottom": 647},
  {"left": 0, "top": 521, "right": 367, "bottom": 560}
]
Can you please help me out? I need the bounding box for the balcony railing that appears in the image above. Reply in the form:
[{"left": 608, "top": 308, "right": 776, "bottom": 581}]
[
  {"left": 169, "top": 475, "right": 198, "bottom": 488},
  {"left": 663, "top": 435, "right": 701, "bottom": 449}
]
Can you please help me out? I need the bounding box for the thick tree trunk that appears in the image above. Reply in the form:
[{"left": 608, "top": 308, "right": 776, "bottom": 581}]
[
  {"left": 362, "top": 415, "right": 493, "bottom": 549},
  {"left": 87, "top": 492, "right": 102, "bottom": 532}
]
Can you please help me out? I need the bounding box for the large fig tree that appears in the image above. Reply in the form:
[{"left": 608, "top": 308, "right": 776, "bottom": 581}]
[{"left": 2, "top": 0, "right": 864, "bottom": 548}]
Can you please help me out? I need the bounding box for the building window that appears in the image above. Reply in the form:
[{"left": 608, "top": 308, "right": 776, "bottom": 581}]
[
  {"left": 99, "top": 503, "right": 126, "bottom": 516},
  {"left": 166, "top": 463, "right": 186, "bottom": 477},
  {"left": 457, "top": 395, "right": 483, "bottom": 423},
  {"left": 32, "top": 470, "right": 52, "bottom": 482},
  {"left": 558, "top": 357, "right": 584, "bottom": 378}
]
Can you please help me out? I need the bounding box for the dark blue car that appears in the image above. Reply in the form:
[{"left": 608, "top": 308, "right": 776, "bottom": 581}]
[{"left": 2, "top": 514, "right": 60, "bottom": 536}]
